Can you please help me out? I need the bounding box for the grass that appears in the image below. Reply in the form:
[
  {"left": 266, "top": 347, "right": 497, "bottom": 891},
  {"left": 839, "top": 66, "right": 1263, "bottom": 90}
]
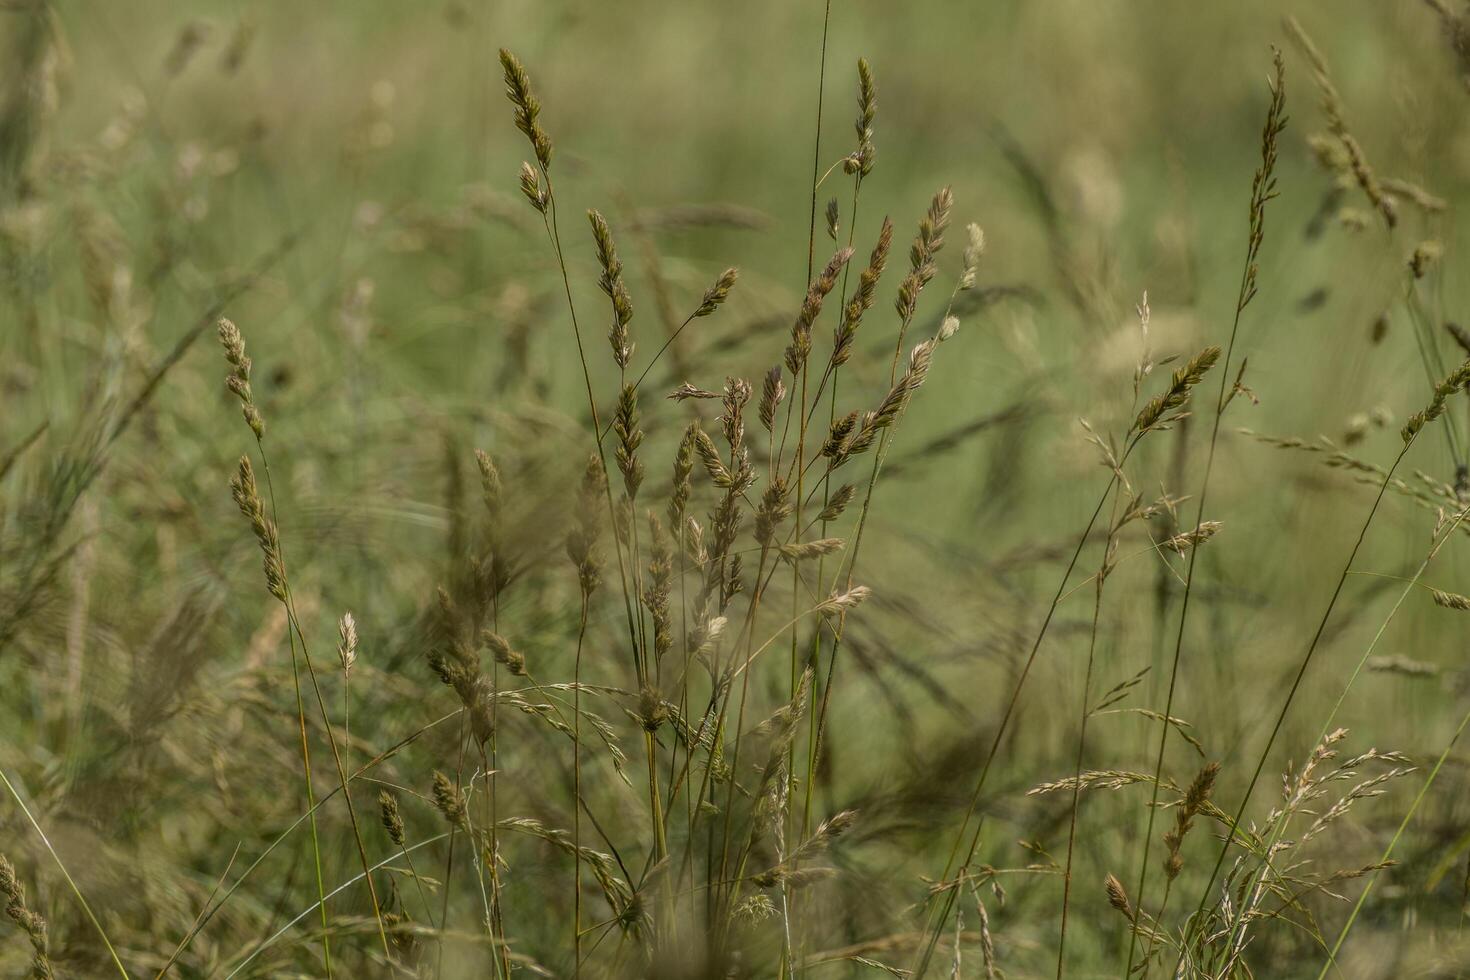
[{"left": 2, "top": 1, "right": 1470, "bottom": 977}]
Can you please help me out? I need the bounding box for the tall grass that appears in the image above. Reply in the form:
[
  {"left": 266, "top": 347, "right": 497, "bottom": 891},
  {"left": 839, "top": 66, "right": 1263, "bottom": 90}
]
[{"left": 2, "top": 3, "right": 1469, "bottom": 978}]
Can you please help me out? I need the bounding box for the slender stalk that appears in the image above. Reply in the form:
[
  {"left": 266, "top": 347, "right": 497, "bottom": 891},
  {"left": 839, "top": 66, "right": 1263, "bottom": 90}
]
[
  {"left": 785, "top": 8, "right": 833, "bottom": 969},
  {"left": 262, "top": 452, "right": 394, "bottom": 965},
  {"left": 910, "top": 464, "right": 1125, "bottom": 980},
  {"left": 0, "top": 769, "right": 130, "bottom": 979},
  {"left": 1057, "top": 482, "right": 1123, "bottom": 978},
  {"left": 224, "top": 834, "right": 451, "bottom": 979},
  {"left": 154, "top": 709, "right": 462, "bottom": 977},
  {"left": 1125, "top": 52, "right": 1285, "bottom": 978},
  {"left": 1168, "top": 438, "right": 1413, "bottom": 979},
  {"left": 573, "top": 596, "right": 588, "bottom": 976},
  {"left": 1317, "top": 695, "right": 1470, "bottom": 977},
  {"left": 286, "top": 626, "right": 334, "bottom": 976}
]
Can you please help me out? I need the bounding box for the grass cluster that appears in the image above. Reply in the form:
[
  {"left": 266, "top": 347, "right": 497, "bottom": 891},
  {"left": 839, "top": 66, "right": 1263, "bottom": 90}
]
[{"left": 3, "top": 2, "right": 1470, "bottom": 978}]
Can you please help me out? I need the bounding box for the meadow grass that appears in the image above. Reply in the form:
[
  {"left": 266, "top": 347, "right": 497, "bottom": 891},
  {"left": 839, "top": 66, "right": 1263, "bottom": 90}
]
[{"left": 2, "top": 2, "right": 1470, "bottom": 977}]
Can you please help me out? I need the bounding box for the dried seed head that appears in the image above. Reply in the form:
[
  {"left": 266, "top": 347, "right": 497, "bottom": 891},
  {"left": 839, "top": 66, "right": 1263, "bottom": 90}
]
[
  {"left": 379, "top": 790, "right": 405, "bottom": 846},
  {"left": 566, "top": 454, "right": 606, "bottom": 597},
  {"left": 834, "top": 218, "right": 894, "bottom": 367},
  {"left": 498, "top": 48, "right": 552, "bottom": 171},
  {"left": 754, "top": 476, "right": 791, "bottom": 546},
  {"left": 819, "top": 483, "right": 856, "bottom": 522},
  {"left": 1164, "top": 761, "right": 1220, "bottom": 881},
  {"left": 0, "top": 854, "right": 52, "bottom": 980},
  {"left": 779, "top": 537, "right": 844, "bottom": 562},
  {"left": 1431, "top": 588, "right": 1470, "bottom": 610},
  {"left": 845, "top": 58, "right": 877, "bottom": 177},
  {"left": 668, "top": 382, "right": 720, "bottom": 401},
  {"left": 820, "top": 585, "right": 872, "bottom": 617},
  {"left": 1403, "top": 357, "right": 1470, "bottom": 443},
  {"left": 431, "top": 771, "right": 467, "bottom": 828},
  {"left": 638, "top": 685, "right": 668, "bottom": 732},
  {"left": 482, "top": 629, "right": 526, "bottom": 676},
  {"left": 1238, "top": 47, "right": 1289, "bottom": 310},
  {"left": 1104, "top": 873, "right": 1134, "bottom": 921},
  {"left": 229, "top": 455, "right": 286, "bottom": 602},
  {"left": 217, "top": 317, "right": 264, "bottom": 438},
  {"left": 666, "top": 423, "right": 699, "bottom": 532},
  {"left": 825, "top": 197, "right": 840, "bottom": 240},
  {"left": 519, "top": 161, "right": 547, "bottom": 213},
  {"left": 821, "top": 411, "right": 860, "bottom": 459},
  {"left": 786, "top": 247, "right": 854, "bottom": 375},
  {"left": 589, "top": 209, "right": 635, "bottom": 369},
  {"left": 338, "top": 611, "right": 358, "bottom": 674},
  {"left": 759, "top": 366, "right": 786, "bottom": 433},
  {"left": 695, "top": 267, "right": 739, "bottom": 317},
  {"left": 694, "top": 427, "right": 731, "bottom": 487},
  {"left": 613, "top": 383, "right": 645, "bottom": 498},
  {"left": 475, "top": 449, "right": 503, "bottom": 528},
  {"left": 860, "top": 340, "right": 936, "bottom": 444},
  {"left": 894, "top": 188, "right": 953, "bottom": 325},
  {"left": 643, "top": 511, "right": 674, "bottom": 661},
  {"left": 1163, "top": 520, "right": 1223, "bottom": 555},
  {"left": 1133, "top": 345, "right": 1223, "bottom": 435},
  {"left": 1410, "top": 240, "right": 1443, "bottom": 279},
  {"left": 960, "top": 223, "right": 985, "bottom": 290}
]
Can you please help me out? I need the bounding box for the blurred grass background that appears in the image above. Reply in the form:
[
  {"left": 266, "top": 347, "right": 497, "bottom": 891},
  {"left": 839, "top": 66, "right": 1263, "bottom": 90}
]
[{"left": 2, "top": 0, "right": 1470, "bottom": 975}]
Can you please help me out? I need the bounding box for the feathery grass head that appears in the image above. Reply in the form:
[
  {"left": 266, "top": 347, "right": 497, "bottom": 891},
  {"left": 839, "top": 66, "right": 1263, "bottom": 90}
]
[
  {"left": 1164, "top": 761, "right": 1219, "bottom": 880},
  {"left": 482, "top": 629, "right": 526, "bottom": 676},
  {"left": 819, "top": 483, "right": 856, "bottom": 522},
  {"left": 518, "top": 161, "right": 547, "bottom": 213},
  {"left": 754, "top": 476, "right": 790, "bottom": 546},
  {"left": 695, "top": 267, "right": 739, "bottom": 317},
  {"left": 1431, "top": 587, "right": 1470, "bottom": 610},
  {"left": 613, "top": 384, "right": 645, "bottom": 499},
  {"left": 846, "top": 57, "right": 876, "bottom": 176},
  {"left": 668, "top": 423, "right": 697, "bottom": 530},
  {"left": 431, "top": 771, "right": 467, "bottom": 828},
  {"left": 475, "top": 448, "right": 503, "bottom": 538},
  {"left": 0, "top": 855, "right": 53, "bottom": 980},
  {"left": 759, "top": 366, "right": 785, "bottom": 433},
  {"left": 1410, "top": 240, "right": 1442, "bottom": 279},
  {"left": 337, "top": 611, "right": 358, "bottom": 674},
  {"left": 834, "top": 217, "right": 893, "bottom": 367},
  {"left": 638, "top": 684, "right": 668, "bottom": 732},
  {"left": 217, "top": 317, "right": 264, "bottom": 438},
  {"left": 643, "top": 512, "right": 674, "bottom": 661},
  {"left": 1104, "top": 872, "right": 1134, "bottom": 921},
  {"left": 1132, "top": 345, "right": 1222, "bottom": 435},
  {"left": 567, "top": 454, "right": 607, "bottom": 599},
  {"left": 589, "top": 209, "right": 634, "bottom": 369},
  {"left": 378, "top": 790, "right": 405, "bottom": 846},
  {"left": 1238, "top": 47, "right": 1288, "bottom": 311},
  {"left": 779, "top": 537, "right": 843, "bottom": 563},
  {"left": 786, "top": 246, "right": 854, "bottom": 375},
  {"left": 229, "top": 454, "right": 286, "bottom": 602},
  {"left": 820, "top": 584, "right": 872, "bottom": 617},
  {"left": 895, "top": 188, "right": 953, "bottom": 324},
  {"left": 821, "top": 411, "right": 859, "bottom": 459},
  {"left": 499, "top": 48, "right": 552, "bottom": 172},
  {"left": 1403, "top": 357, "right": 1470, "bottom": 443}
]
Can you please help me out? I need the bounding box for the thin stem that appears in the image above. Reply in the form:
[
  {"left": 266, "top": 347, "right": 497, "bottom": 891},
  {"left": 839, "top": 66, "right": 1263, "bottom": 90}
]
[
  {"left": 1124, "top": 274, "right": 1247, "bottom": 980},
  {"left": 912, "top": 451, "right": 1131, "bottom": 980},
  {"left": 1168, "top": 439, "right": 1414, "bottom": 980},
  {"left": 257, "top": 445, "right": 392, "bottom": 965},
  {"left": 1057, "top": 484, "right": 1122, "bottom": 978},
  {"left": 0, "top": 768, "right": 130, "bottom": 979},
  {"left": 573, "top": 595, "right": 588, "bottom": 976}
]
